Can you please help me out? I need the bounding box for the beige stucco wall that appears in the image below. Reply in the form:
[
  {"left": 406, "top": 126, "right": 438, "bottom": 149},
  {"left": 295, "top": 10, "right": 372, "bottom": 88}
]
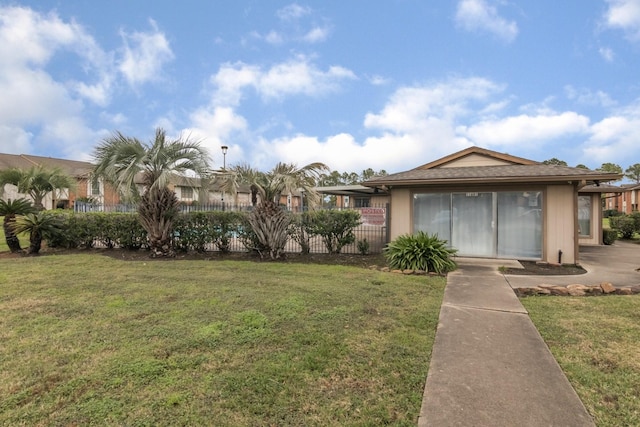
[
  {"left": 389, "top": 188, "right": 412, "bottom": 239},
  {"left": 544, "top": 184, "right": 577, "bottom": 264},
  {"left": 438, "top": 154, "right": 512, "bottom": 168},
  {"left": 386, "top": 184, "right": 583, "bottom": 264}
]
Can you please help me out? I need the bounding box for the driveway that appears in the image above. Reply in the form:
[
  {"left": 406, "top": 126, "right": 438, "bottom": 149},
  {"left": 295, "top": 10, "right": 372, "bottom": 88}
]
[{"left": 505, "top": 240, "right": 640, "bottom": 288}]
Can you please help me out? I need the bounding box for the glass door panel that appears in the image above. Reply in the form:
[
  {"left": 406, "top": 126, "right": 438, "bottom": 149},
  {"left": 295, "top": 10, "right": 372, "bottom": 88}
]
[{"left": 452, "top": 192, "right": 495, "bottom": 257}]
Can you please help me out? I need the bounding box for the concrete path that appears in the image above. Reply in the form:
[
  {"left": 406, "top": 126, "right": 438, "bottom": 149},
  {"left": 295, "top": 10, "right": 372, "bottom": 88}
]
[
  {"left": 506, "top": 240, "right": 640, "bottom": 289},
  {"left": 417, "top": 260, "right": 595, "bottom": 426}
]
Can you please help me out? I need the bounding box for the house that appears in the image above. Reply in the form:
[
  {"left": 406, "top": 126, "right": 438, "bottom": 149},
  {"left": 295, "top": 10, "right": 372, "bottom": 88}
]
[
  {"left": 362, "top": 146, "right": 622, "bottom": 264},
  {"left": 0, "top": 153, "right": 120, "bottom": 209},
  {"left": 605, "top": 183, "right": 640, "bottom": 213},
  {"left": 315, "top": 184, "right": 389, "bottom": 208}
]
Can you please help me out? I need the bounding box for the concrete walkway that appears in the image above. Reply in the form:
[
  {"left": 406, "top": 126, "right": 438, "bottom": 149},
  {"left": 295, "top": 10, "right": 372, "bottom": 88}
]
[{"left": 417, "top": 259, "right": 595, "bottom": 426}]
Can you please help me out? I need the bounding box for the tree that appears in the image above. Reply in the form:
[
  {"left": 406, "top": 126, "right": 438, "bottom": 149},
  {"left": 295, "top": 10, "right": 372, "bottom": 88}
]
[
  {"left": 11, "top": 212, "right": 63, "bottom": 254},
  {"left": 597, "top": 162, "right": 623, "bottom": 181},
  {"left": 542, "top": 158, "right": 568, "bottom": 166},
  {"left": 0, "top": 198, "right": 36, "bottom": 252},
  {"left": 624, "top": 163, "right": 640, "bottom": 183},
  {"left": 597, "top": 162, "right": 623, "bottom": 174},
  {"left": 0, "top": 166, "right": 76, "bottom": 210},
  {"left": 219, "top": 161, "right": 328, "bottom": 259},
  {"left": 575, "top": 164, "right": 589, "bottom": 169},
  {"left": 93, "top": 128, "right": 211, "bottom": 257}
]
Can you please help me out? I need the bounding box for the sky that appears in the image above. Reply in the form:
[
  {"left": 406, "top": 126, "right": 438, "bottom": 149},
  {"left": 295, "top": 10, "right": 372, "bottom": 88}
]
[{"left": 1, "top": 0, "right": 640, "bottom": 177}]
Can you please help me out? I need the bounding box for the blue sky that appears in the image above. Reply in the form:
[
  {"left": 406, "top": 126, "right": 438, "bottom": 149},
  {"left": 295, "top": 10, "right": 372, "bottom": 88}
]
[{"left": 1, "top": 1, "right": 640, "bottom": 176}]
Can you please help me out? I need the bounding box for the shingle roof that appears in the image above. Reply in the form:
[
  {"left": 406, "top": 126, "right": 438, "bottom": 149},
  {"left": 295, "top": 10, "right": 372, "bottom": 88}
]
[
  {"left": 0, "top": 153, "right": 93, "bottom": 177},
  {"left": 363, "top": 164, "right": 622, "bottom": 187}
]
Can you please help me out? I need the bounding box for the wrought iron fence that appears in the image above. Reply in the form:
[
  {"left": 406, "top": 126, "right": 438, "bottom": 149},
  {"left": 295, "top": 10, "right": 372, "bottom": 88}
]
[{"left": 74, "top": 201, "right": 389, "bottom": 254}]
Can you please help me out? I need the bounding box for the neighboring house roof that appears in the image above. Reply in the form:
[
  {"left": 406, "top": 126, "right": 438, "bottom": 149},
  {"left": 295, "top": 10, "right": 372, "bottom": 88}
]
[
  {"left": 579, "top": 183, "right": 622, "bottom": 193},
  {"left": 619, "top": 182, "right": 640, "bottom": 191},
  {"left": 315, "top": 184, "right": 388, "bottom": 197},
  {"left": 0, "top": 153, "right": 93, "bottom": 178},
  {"left": 363, "top": 146, "right": 622, "bottom": 188}
]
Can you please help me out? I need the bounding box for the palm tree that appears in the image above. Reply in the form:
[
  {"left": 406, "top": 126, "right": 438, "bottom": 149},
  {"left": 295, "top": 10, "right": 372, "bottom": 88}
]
[
  {"left": 11, "top": 212, "right": 63, "bottom": 254},
  {"left": 0, "top": 166, "right": 76, "bottom": 210},
  {"left": 93, "top": 128, "right": 211, "bottom": 257},
  {"left": 218, "top": 161, "right": 328, "bottom": 259},
  {"left": 0, "top": 198, "right": 36, "bottom": 252}
]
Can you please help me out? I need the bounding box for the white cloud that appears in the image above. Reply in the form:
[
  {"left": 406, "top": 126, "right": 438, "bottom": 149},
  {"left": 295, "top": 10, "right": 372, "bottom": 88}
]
[
  {"left": 277, "top": 4, "right": 311, "bottom": 21},
  {"left": 368, "top": 75, "right": 391, "bottom": 86},
  {"left": 603, "top": 0, "right": 640, "bottom": 41},
  {"left": 599, "top": 46, "right": 615, "bottom": 61},
  {"left": 211, "top": 57, "right": 356, "bottom": 106},
  {"left": 303, "top": 26, "right": 330, "bottom": 43},
  {"left": 564, "top": 85, "right": 616, "bottom": 108},
  {"left": 0, "top": 125, "right": 32, "bottom": 154},
  {"left": 118, "top": 19, "right": 174, "bottom": 87},
  {"left": 455, "top": 0, "right": 518, "bottom": 42},
  {"left": 458, "top": 112, "right": 591, "bottom": 146},
  {"left": 583, "top": 103, "right": 640, "bottom": 163},
  {"left": 364, "top": 77, "right": 503, "bottom": 133}
]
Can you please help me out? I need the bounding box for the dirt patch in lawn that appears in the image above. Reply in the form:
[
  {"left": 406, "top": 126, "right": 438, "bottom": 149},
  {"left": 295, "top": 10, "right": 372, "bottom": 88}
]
[
  {"left": 0, "top": 247, "right": 388, "bottom": 269},
  {"left": 502, "top": 261, "right": 587, "bottom": 276}
]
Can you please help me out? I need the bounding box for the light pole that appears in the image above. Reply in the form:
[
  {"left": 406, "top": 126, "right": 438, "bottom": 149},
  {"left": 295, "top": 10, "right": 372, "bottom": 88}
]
[{"left": 221, "top": 146, "right": 228, "bottom": 210}]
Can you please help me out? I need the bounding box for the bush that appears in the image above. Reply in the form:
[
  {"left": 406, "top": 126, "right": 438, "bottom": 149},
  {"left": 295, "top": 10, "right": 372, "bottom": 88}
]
[
  {"left": 289, "top": 211, "right": 316, "bottom": 254},
  {"left": 384, "top": 232, "right": 457, "bottom": 274},
  {"left": 307, "top": 210, "right": 361, "bottom": 254},
  {"left": 610, "top": 215, "right": 638, "bottom": 239},
  {"left": 603, "top": 209, "right": 623, "bottom": 218},
  {"left": 603, "top": 228, "right": 618, "bottom": 245},
  {"left": 357, "top": 238, "right": 370, "bottom": 255}
]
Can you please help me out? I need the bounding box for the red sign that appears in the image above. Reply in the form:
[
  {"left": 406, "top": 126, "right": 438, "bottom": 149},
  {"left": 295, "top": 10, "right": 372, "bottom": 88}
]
[{"left": 358, "top": 207, "right": 386, "bottom": 226}]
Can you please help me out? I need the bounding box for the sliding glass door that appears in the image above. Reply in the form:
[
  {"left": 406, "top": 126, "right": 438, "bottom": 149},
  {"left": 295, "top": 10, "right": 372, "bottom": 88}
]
[
  {"left": 452, "top": 192, "right": 495, "bottom": 257},
  {"left": 413, "top": 191, "right": 542, "bottom": 259}
]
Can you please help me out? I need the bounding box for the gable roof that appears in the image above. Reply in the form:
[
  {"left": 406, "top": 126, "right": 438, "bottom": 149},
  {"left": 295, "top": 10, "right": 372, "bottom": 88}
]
[
  {"left": 416, "top": 146, "right": 538, "bottom": 169},
  {"left": 0, "top": 153, "right": 94, "bottom": 177},
  {"left": 363, "top": 146, "right": 622, "bottom": 188}
]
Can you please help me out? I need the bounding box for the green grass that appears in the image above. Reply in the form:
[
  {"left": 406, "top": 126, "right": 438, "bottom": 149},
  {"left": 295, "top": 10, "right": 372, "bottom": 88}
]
[
  {"left": 0, "top": 253, "right": 445, "bottom": 426},
  {"left": 522, "top": 296, "right": 640, "bottom": 426}
]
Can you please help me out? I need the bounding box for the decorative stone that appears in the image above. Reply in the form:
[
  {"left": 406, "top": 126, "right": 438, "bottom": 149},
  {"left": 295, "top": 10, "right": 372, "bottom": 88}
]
[
  {"left": 381, "top": 267, "right": 390, "bottom": 272},
  {"left": 600, "top": 282, "right": 616, "bottom": 294},
  {"left": 586, "top": 286, "right": 603, "bottom": 296},
  {"left": 567, "top": 284, "right": 588, "bottom": 291},
  {"left": 550, "top": 287, "right": 570, "bottom": 296},
  {"left": 567, "top": 287, "right": 586, "bottom": 296},
  {"left": 616, "top": 287, "right": 633, "bottom": 295}
]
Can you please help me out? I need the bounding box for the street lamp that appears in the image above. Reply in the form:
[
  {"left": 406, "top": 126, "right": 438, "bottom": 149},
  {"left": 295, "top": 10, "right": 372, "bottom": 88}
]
[
  {"left": 221, "top": 145, "right": 228, "bottom": 169},
  {"left": 221, "top": 146, "right": 228, "bottom": 210}
]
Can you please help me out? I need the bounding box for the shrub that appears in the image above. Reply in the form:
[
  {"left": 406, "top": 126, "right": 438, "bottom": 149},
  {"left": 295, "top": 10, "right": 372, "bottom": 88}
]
[
  {"left": 603, "top": 209, "right": 622, "bottom": 218},
  {"left": 357, "top": 238, "right": 370, "bottom": 255},
  {"left": 610, "top": 215, "right": 638, "bottom": 239},
  {"left": 289, "top": 211, "right": 316, "bottom": 254},
  {"left": 603, "top": 228, "right": 618, "bottom": 245},
  {"left": 307, "top": 210, "right": 361, "bottom": 254},
  {"left": 384, "top": 232, "right": 457, "bottom": 274}
]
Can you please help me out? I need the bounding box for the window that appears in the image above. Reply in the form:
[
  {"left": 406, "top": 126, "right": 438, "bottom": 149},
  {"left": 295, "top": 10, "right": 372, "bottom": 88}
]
[
  {"left": 181, "top": 187, "right": 193, "bottom": 199},
  {"left": 90, "top": 177, "right": 100, "bottom": 196},
  {"left": 578, "top": 196, "right": 591, "bottom": 237},
  {"left": 354, "top": 197, "right": 370, "bottom": 208}
]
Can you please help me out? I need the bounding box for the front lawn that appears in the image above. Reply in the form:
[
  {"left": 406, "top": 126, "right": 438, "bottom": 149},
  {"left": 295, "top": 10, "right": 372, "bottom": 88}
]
[
  {"left": 0, "top": 253, "right": 445, "bottom": 426},
  {"left": 523, "top": 296, "right": 640, "bottom": 426}
]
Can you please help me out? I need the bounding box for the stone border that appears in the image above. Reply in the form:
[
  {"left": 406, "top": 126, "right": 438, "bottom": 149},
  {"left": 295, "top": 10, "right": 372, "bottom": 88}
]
[{"left": 515, "top": 282, "right": 640, "bottom": 297}]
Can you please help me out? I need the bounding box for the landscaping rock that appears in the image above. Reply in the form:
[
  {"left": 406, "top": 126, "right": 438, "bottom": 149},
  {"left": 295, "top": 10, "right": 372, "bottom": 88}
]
[{"left": 600, "top": 282, "right": 616, "bottom": 294}]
